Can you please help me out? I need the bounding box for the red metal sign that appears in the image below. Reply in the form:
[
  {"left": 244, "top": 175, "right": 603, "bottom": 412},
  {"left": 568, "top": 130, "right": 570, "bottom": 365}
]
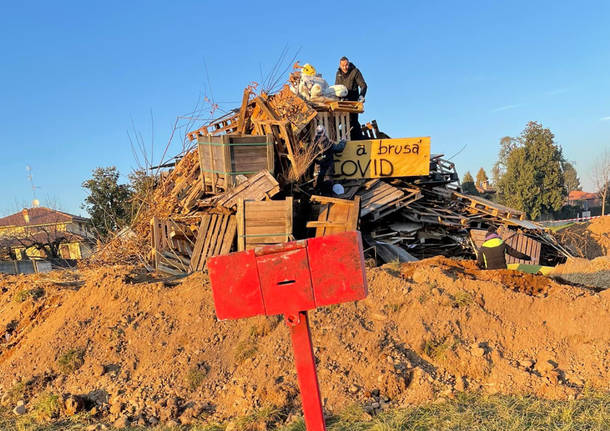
[
  {"left": 208, "top": 231, "right": 367, "bottom": 319},
  {"left": 208, "top": 231, "right": 368, "bottom": 431}
]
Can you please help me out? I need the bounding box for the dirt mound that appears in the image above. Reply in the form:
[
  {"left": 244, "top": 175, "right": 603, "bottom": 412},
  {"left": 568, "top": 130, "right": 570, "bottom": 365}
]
[
  {"left": 1, "top": 257, "right": 609, "bottom": 426},
  {"left": 555, "top": 216, "right": 610, "bottom": 258}
]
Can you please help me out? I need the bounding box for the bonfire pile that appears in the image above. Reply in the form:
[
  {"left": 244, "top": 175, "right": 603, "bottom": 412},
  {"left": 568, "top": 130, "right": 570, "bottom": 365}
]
[{"left": 121, "top": 75, "right": 569, "bottom": 275}]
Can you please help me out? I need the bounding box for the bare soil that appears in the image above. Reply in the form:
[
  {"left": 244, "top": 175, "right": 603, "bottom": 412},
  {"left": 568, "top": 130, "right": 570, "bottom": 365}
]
[{"left": 0, "top": 252, "right": 609, "bottom": 425}]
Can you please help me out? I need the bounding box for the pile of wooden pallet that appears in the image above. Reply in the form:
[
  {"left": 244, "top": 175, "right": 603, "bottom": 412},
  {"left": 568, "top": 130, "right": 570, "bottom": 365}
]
[{"left": 147, "top": 80, "right": 569, "bottom": 275}]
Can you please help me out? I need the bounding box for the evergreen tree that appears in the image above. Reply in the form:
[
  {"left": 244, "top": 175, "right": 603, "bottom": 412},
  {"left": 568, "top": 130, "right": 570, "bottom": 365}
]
[
  {"left": 492, "top": 136, "right": 519, "bottom": 185},
  {"left": 82, "top": 167, "right": 133, "bottom": 239},
  {"left": 496, "top": 122, "right": 565, "bottom": 219},
  {"left": 461, "top": 171, "right": 478, "bottom": 195},
  {"left": 475, "top": 168, "right": 489, "bottom": 189},
  {"left": 562, "top": 161, "right": 581, "bottom": 194}
]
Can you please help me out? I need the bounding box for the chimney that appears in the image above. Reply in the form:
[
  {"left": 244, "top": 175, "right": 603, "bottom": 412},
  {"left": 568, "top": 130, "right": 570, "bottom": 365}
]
[{"left": 22, "top": 208, "right": 30, "bottom": 224}]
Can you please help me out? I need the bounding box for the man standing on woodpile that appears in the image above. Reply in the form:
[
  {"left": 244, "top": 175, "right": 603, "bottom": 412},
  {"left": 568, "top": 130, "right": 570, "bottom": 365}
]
[
  {"left": 335, "top": 56, "right": 367, "bottom": 140},
  {"left": 477, "top": 226, "right": 531, "bottom": 269}
]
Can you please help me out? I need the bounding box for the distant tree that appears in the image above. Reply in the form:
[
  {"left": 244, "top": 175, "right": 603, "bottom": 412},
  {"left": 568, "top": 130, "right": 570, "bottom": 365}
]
[
  {"left": 562, "top": 160, "right": 581, "bottom": 194},
  {"left": 592, "top": 149, "right": 610, "bottom": 216},
  {"left": 82, "top": 167, "right": 133, "bottom": 239},
  {"left": 128, "top": 168, "right": 157, "bottom": 218},
  {"left": 491, "top": 136, "right": 519, "bottom": 187},
  {"left": 496, "top": 122, "right": 565, "bottom": 219},
  {"left": 475, "top": 168, "right": 489, "bottom": 189},
  {"left": 461, "top": 171, "right": 478, "bottom": 195}
]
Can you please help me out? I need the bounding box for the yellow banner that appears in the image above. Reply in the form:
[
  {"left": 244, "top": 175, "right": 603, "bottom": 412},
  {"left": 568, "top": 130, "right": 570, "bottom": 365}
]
[{"left": 333, "top": 137, "right": 430, "bottom": 179}]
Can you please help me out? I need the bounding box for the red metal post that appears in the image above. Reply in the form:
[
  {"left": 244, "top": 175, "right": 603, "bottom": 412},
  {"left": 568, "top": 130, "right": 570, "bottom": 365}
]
[{"left": 286, "top": 311, "right": 326, "bottom": 431}]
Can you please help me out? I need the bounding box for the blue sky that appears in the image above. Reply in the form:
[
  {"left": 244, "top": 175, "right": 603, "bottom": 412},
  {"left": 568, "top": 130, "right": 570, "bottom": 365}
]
[{"left": 1, "top": 0, "right": 609, "bottom": 217}]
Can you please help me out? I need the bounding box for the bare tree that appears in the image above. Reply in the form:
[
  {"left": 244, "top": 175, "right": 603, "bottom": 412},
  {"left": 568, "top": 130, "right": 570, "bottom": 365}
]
[{"left": 592, "top": 149, "right": 610, "bottom": 216}]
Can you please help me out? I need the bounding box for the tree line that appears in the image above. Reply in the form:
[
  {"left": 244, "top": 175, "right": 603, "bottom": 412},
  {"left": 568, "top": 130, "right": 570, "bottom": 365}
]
[{"left": 462, "top": 121, "right": 608, "bottom": 220}]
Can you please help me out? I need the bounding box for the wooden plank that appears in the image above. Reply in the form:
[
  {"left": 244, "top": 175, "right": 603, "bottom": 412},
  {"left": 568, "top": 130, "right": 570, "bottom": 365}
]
[
  {"left": 219, "top": 215, "right": 237, "bottom": 256},
  {"left": 237, "top": 88, "right": 251, "bottom": 134},
  {"left": 212, "top": 215, "right": 229, "bottom": 257},
  {"left": 189, "top": 215, "right": 211, "bottom": 270},
  {"left": 254, "top": 96, "right": 279, "bottom": 121},
  {"left": 222, "top": 135, "right": 233, "bottom": 189},
  {"left": 237, "top": 199, "right": 245, "bottom": 251},
  {"left": 199, "top": 215, "right": 219, "bottom": 267}
]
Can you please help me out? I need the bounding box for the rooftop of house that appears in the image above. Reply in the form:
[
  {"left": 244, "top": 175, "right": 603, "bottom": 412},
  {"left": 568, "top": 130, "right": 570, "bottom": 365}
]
[
  {"left": 0, "top": 207, "right": 89, "bottom": 228},
  {"left": 568, "top": 190, "right": 599, "bottom": 201}
]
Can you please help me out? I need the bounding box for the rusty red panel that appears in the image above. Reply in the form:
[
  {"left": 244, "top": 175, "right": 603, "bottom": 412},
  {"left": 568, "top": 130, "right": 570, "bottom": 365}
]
[
  {"left": 307, "top": 231, "right": 367, "bottom": 307},
  {"left": 207, "top": 250, "right": 265, "bottom": 320},
  {"left": 256, "top": 247, "right": 315, "bottom": 315}
]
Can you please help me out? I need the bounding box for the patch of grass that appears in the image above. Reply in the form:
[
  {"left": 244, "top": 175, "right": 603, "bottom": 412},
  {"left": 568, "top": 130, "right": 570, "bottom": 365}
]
[
  {"left": 5, "top": 381, "right": 26, "bottom": 404},
  {"left": 422, "top": 336, "right": 458, "bottom": 361},
  {"left": 278, "top": 417, "right": 306, "bottom": 431},
  {"left": 450, "top": 290, "right": 474, "bottom": 308},
  {"left": 1, "top": 392, "right": 610, "bottom": 430},
  {"left": 56, "top": 348, "right": 85, "bottom": 374},
  {"left": 193, "top": 423, "right": 227, "bottom": 431},
  {"left": 548, "top": 222, "right": 575, "bottom": 233},
  {"left": 384, "top": 302, "right": 403, "bottom": 313},
  {"left": 234, "top": 339, "right": 258, "bottom": 363},
  {"left": 233, "top": 405, "right": 283, "bottom": 431},
  {"left": 32, "top": 393, "right": 61, "bottom": 421},
  {"left": 13, "top": 289, "right": 30, "bottom": 303},
  {"left": 186, "top": 366, "right": 208, "bottom": 390},
  {"left": 330, "top": 403, "right": 371, "bottom": 429},
  {"left": 13, "top": 287, "right": 45, "bottom": 303}
]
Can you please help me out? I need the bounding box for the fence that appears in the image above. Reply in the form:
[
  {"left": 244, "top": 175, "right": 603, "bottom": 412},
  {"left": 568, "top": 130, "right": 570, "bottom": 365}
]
[{"left": 0, "top": 260, "right": 52, "bottom": 275}]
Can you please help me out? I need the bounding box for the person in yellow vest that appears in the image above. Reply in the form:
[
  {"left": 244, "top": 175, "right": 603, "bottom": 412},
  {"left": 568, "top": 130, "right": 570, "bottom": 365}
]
[{"left": 477, "top": 226, "right": 530, "bottom": 269}]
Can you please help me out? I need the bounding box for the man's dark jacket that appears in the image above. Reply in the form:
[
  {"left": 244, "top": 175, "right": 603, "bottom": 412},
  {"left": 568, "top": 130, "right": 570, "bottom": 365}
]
[
  {"left": 477, "top": 235, "right": 530, "bottom": 269},
  {"left": 335, "top": 62, "right": 367, "bottom": 101}
]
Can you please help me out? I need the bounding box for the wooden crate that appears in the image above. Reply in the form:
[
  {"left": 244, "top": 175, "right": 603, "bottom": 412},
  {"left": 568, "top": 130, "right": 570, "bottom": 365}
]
[
  {"left": 189, "top": 213, "right": 237, "bottom": 271},
  {"left": 306, "top": 195, "right": 360, "bottom": 237},
  {"left": 470, "top": 229, "right": 540, "bottom": 265},
  {"left": 236, "top": 197, "right": 293, "bottom": 251},
  {"left": 198, "top": 134, "right": 274, "bottom": 193},
  {"left": 150, "top": 217, "right": 196, "bottom": 274}
]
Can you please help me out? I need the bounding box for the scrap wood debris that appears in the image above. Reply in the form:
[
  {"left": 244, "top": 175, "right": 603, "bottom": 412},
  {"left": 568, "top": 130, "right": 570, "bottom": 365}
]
[{"left": 110, "top": 65, "right": 571, "bottom": 275}]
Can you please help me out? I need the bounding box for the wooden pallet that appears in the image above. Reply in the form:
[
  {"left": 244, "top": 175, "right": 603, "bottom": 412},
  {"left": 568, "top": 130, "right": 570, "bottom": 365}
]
[
  {"left": 306, "top": 195, "right": 360, "bottom": 237},
  {"left": 358, "top": 181, "right": 422, "bottom": 221},
  {"left": 454, "top": 192, "right": 526, "bottom": 220},
  {"left": 189, "top": 213, "right": 237, "bottom": 271},
  {"left": 236, "top": 197, "right": 293, "bottom": 251},
  {"left": 187, "top": 111, "right": 240, "bottom": 140}
]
